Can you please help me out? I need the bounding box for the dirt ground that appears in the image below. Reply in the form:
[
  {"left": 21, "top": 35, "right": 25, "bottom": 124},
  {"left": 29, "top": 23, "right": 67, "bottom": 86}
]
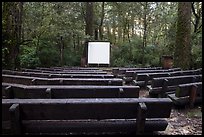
[{"left": 139, "top": 89, "right": 202, "bottom": 135}]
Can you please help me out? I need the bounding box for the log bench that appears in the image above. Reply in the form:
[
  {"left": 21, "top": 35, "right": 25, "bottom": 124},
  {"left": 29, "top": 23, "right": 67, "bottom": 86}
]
[
  {"left": 167, "top": 82, "right": 202, "bottom": 107},
  {"left": 2, "top": 70, "right": 114, "bottom": 78},
  {"left": 133, "top": 72, "right": 170, "bottom": 88},
  {"left": 112, "top": 67, "right": 163, "bottom": 77},
  {"left": 133, "top": 69, "right": 202, "bottom": 88},
  {"left": 3, "top": 69, "right": 107, "bottom": 75},
  {"left": 2, "top": 98, "right": 172, "bottom": 135},
  {"left": 2, "top": 83, "right": 139, "bottom": 99},
  {"left": 35, "top": 67, "right": 100, "bottom": 71},
  {"left": 124, "top": 68, "right": 180, "bottom": 84},
  {"left": 2, "top": 74, "right": 123, "bottom": 86},
  {"left": 148, "top": 75, "right": 202, "bottom": 98}
]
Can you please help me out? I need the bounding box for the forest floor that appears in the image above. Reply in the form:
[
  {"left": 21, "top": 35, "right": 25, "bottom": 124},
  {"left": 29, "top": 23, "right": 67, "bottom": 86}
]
[{"left": 139, "top": 89, "right": 202, "bottom": 135}]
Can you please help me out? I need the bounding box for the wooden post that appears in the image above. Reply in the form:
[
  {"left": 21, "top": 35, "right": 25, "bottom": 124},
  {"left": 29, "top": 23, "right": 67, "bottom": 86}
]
[
  {"left": 45, "top": 88, "right": 52, "bottom": 99},
  {"left": 9, "top": 104, "right": 22, "bottom": 135},
  {"left": 189, "top": 85, "right": 197, "bottom": 108},
  {"left": 5, "top": 86, "right": 13, "bottom": 98},
  {"left": 59, "top": 79, "right": 63, "bottom": 85},
  {"left": 144, "top": 74, "right": 149, "bottom": 89},
  {"left": 31, "top": 79, "right": 36, "bottom": 85},
  {"left": 136, "top": 102, "right": 147, "bottom": 135},
  {"left": 119, "top": 88, "right": 124, "bottom": 97},
  {"left": 161, "top": 79, "right": 168, "bottom": 98}
]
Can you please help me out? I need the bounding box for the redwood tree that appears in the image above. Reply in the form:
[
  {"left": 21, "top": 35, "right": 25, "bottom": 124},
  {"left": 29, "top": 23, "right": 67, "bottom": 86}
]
[
  {"left": 2, "top": 2, "right": 23, "bottom": 69},
  {"left": 174, "top": 2, "right": 192, "bottom": 70}
]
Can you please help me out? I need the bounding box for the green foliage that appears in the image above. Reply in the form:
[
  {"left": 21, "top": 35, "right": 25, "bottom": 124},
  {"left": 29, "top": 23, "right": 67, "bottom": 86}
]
[
  {"left": 20, "top": 46, "right": 40, "bottom": 68},
  {"left": 63, "top": 48, "right": 81, "bottom": 66},
  {"left": 111, "top": 36, "right": 161, "bottom": 67},
  {"left": 2, "top": 2, "right": 202, "bottom": 68},
  {"left": 191, "top": 32, "right": 202, "bottom": 69},
  {"left": 38, "top": 46, "right": 60, "bottom": 67}
]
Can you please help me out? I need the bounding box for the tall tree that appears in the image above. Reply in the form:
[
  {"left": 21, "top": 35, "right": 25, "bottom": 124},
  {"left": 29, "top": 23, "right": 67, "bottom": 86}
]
[
  {"left": 174, "top": 2, "right": 192, "bottom": 69},
  {"left": 82, "top": 2, "right": 94, "bottom": 66},
  {"left": 99, "top": 2, "right": 105, "bottom": 40},
  {"left": 2, "top": 2, "right": 23, "bottom": 69},
  {"left": 142, "top": 2, "right": 148, "bottom": 66},
  {"left": 85, "top": 2, "right": 94, "bottom": 37}
]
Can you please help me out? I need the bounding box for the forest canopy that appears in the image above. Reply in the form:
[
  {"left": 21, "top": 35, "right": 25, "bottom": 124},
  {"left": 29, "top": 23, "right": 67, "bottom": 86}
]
[{"left": 2, "top": 2, "right": 202, "bottom": 69}]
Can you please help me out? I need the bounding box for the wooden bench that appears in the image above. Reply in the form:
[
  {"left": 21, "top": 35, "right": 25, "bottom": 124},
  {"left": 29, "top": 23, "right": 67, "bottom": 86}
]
[
  {"left": 37, "top": 67, "right": 100, "bottom": 71},
  {"left": 169, "top": 69, "right": 202, "bottom": 76},
  {"left": 133, "top": 69, "right": 202, "bottom": 88},
  {"left": 133, "top": 72, "right": 170, "bottom": 88},
  {"left": 2, "top": 70, "right": 114, "bottom": 78},
  {"left": 2, "top": 83, "right": 139, "bottom": 99},
  {"left": 2, "top": 98, "right": 172, "bottom": 135},
  {"left": 148, "top": 75, "right": 202, "bottom": 97},
  {"left": 112, "top": 67, "right": 162, "bottom": 77},
  {"left": 124, "top": 68, "right": 179, "bottom": 84},
  {"left": 167, "top": 82, "right": 202, "bottom": 107},
  {"left": 3, "top": 69, "right": 108, "bottom": 75},
  {"left": 2, "top": 74, "right": 123, "bottom": 86},
  {"left": 131, "top": 68, "right": 181, "bottom": 79}
]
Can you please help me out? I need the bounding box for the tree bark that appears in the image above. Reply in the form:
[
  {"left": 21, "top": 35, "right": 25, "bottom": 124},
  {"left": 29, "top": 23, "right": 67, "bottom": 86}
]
[
  {"left": 85, "top": 2, "right": 94, "bottom": 37},
  {"left": 82, "top": 2, "right": 94, "bottom": 66},
  {"left": 142, "top": 2, "right": 148, "bottom": 67},
  {"left": 174, "top": 2, "right": 191, "bottom": 70},
  {"left": 99, "top": 2, "right": 105, "bottom": 40},
  {"left": 14, "top": 2, "right": 24, "bottom": 69},
  {"left": 2, "top": 2, "right": 23, "bottom": 69}
]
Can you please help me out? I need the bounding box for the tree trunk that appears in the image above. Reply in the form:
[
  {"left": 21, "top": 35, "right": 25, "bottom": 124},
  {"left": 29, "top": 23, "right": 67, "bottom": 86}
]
[
  {"left": 82, "top": 2, "right": 94, "bottom": 66},
  {"left": 142, "top": 2, "right": 148, "bottom": 67},
  {"left": 2, "top": 2, "right": 23, "bottom": 69},
  {"left": 112, "top": 18, "right": 116, "bottom": 44},
  {"left": 14, "top": 2, "right": 24, "bottom": 70},
  {"left": 127, "top": 19, "right": 131, "bottom": 43},
  {"left": 174, "top": 2, "right": 191, "bottom": 70},
  {"left": 85, "top": 2, "right": 94, "bottom": 37},
  {"left": 99, "top": 2, "right": 105, "bottom": 40},
  {"left": 94, "top": 28, "right": 98, "bottom": 40}
]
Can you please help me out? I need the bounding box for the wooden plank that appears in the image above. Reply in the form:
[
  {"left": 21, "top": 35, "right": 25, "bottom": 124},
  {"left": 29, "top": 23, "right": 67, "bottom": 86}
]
[
  {"left": 2, "top": 83, "right": 139, "bottom": 98},
  {"left": 22, "top": 119, "right": 168, "bottom": 135},
  {"left": 2, "top": 75, "right": 123, "bottom": 86},
  {"left": 51, "top": 86, "right": 139, "bottom": 98},
  {"left": 3, "top": 71, "right": 114, "bottom": 78},
  {"left": 175, "top": 83, "right": 202, "bottom": 97},
  {"left": 151, "top": 75, "right": 202, "bottom": 88},
  {"left": 2, "top": 98, "right": 172, "bottom": 120}
]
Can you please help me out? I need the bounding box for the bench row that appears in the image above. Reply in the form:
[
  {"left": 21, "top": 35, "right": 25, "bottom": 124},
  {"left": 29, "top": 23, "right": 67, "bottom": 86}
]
[
  {"left": 168, "top": 82, "right": 202, "bottom": 107},
  {"left": 35, "top": 67, "right": 100, "bottom": 71},
  {"left": 2, "top": 74, "right": 123, "bottom": 86},
  {"left": 123, "top": 68, "right": 182, "bottom": 83},
  {"left": 3, "top": 69, "right": 107, "bottom": 74},
  {"left": 147, "top": 75, "right": 202, "bottom": 97},
  {"left": 133, "top": 68, "right": 202, "bottom": 88},
  {"left": 112, "top": 67, "right": 163, "bottom": 76},
  {"left": 2, "top": 70, "right": 114, "bottom": 78},
  {"left": 2, "top": 83, "right": 140, "bottom": 99},
  {"left": 2, "top": 98, "right": 172, "bottom": 135}
]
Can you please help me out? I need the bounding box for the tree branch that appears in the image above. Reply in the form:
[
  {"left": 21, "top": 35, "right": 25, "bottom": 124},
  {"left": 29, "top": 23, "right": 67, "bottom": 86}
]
[{"left": 191, "top": 2, "right": 198, "bottom": 18}]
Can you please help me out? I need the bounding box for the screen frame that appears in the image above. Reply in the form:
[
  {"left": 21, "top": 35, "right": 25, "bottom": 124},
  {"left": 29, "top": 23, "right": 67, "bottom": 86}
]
[{"left": 87, "top": 41, "right": 111, "bottom": 65}]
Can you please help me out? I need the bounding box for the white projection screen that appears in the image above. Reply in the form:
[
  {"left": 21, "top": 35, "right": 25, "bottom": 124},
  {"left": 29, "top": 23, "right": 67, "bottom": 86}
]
[{"left": 88, "top": 41, "right": 110, "bottom": 65}]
